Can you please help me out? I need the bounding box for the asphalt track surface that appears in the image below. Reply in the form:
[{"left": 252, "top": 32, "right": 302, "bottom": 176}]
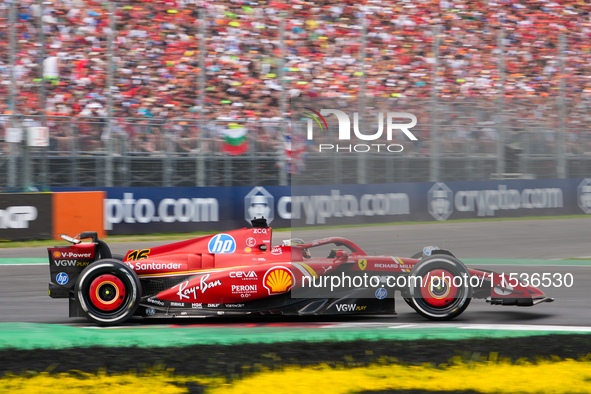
[{"left": 1, "top": 218, "right": 590, "bottom": 327}]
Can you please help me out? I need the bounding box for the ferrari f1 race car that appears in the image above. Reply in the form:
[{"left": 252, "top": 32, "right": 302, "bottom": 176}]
[{"left": 48, "top": 218, "right": 554, "bottom": 326}]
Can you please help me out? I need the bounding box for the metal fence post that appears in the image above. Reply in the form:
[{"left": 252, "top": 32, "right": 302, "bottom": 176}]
[
  {"left": 8, "top": 0, "right": 17, "bottom": 189},
  {"left": 164, "top": 131, "right": 173, "bottom": 187},
  {"left": 278, "top": 14, "right": 288, "bottom": 186},
  {"left": 23, "top": 121, "right": 31, "bottom": 190},
  {"left": 104, "top": 1, "right": 116, "bottom": 187},
  {"left": 38, "top": 0, "right": 48, "bottom": 189},
  {"left": 249, "top": 125, "right": 257, "bottom": 184},
  {"left": 197, "top": 6, "right": 206, "bottom": 187},
  {"left": 72, "top": 121, "right": 79, "bottom": 187},
  {"left": 38, "top": 0, "right": 46, "bottom": 118},
  {"left": 496, "top": 28, "right": 506, "bottom": 177},
  {"left": 557, "top": 33, "right": 567, "bottom": 179},
  {"left": 357, "top": 15, "right": 367, "bottom": 185},
  {"left": 224, "top": 154, "right": 232, "bottom": 187},
  {"left": 429, "top": 25, "right": 441, "bottom": 182}
]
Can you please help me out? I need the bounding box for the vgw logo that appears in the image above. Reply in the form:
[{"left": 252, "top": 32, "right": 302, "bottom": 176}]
[
  {"left": 208, "top": 234, "right": 236, "bottom": 254},
  {"left": 303, "top": 108, "right": 418, "bottom": 153}
]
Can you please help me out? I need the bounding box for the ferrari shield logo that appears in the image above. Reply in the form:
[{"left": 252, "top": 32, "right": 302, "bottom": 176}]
[{"left": 358, "top": 259, "right": 367, "bottom": 271}]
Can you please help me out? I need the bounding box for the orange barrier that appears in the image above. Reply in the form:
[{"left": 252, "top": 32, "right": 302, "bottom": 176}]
[{"left": 52, "top": 192, "right": 105, "bottom": 240}]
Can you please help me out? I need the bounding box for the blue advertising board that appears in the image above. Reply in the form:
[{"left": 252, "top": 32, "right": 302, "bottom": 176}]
[
  {"left": 52, "top": 186, "right": 291, "bottom": 234},
  {"left": 53, "top": 177, "right": 591, "bottom": 235}
]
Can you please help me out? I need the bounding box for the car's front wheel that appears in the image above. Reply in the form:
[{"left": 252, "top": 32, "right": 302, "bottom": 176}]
[
  {"left": 407, "top": 255, "right": 471, "bottom": 320},
  {"left": 75, "top": 259, "right": 141, "bottom": 326}
]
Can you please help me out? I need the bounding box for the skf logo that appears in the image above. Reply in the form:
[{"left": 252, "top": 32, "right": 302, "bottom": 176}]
[
  {"left": 263, "top": 266, "right": 293, "bottom": 295},
  {"left": 208, "top": 234, "right": 236, "bottom": 254},
  {"left": 358, "top": 259, "right": 368, "bottom": 271}
]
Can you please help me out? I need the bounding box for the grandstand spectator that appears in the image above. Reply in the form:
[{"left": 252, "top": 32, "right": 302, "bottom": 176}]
[{"left": 1, "top": 0, "right": 590, "bottom": 157}]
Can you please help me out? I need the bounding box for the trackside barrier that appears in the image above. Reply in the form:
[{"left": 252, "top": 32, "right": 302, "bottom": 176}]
[
  {"left": 0, "top": 193, "right": 53, "bottom": 241},
  {"left": 51, "top": 178, "right": 591, "bottom": 235},
  {"left": 52, "top": 192, "right": 105, "bottom": 240},
  {"left": 0, "top": 192, "right": 104, "bottom": 241}
]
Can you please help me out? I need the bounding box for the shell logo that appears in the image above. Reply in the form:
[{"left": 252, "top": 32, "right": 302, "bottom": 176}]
[
  {"left": 53, "top": 251, "right": 61, "bottom": 258},
  {"left": 263, "top": 266, "right": 293, "bottom": 295}
]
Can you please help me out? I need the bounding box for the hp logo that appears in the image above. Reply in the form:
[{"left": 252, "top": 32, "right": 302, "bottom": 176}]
[
  {"left": 56, "top": 272, "right": 69, "bottom": 285},
  {"left": 208, "top": 234, "right": 236, "bottom": 254},
  {"left": 375, "top": 288, "right": 387, "bottom": 300}
]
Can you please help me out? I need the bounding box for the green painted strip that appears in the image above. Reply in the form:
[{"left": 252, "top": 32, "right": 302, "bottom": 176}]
[
  {"left": 0, "top": 323, "right": 590, "bottom": 350},
  {"left": 0, "top": 258, "right": 46, "bottom": 265}
]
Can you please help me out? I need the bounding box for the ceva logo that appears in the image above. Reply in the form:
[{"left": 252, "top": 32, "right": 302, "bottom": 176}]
[{"left": 208, "top": 234, "right": 236, "bottom": 254}]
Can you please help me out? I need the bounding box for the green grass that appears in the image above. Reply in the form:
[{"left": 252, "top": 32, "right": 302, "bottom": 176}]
[{"left": 1, "top": 214, "right": 590, "bottom": 249}]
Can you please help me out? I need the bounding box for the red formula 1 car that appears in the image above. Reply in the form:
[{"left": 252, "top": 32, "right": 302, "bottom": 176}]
[{"left": 47, "top": 218, "right": 554, "bottom": 326}]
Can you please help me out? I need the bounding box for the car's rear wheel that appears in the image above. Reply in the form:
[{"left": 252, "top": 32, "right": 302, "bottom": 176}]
[
  {"left": 407, "top": 255, "right": 471, "bottom": 320},
  {"left": 76, "top": 259, "right": 141, "bottom": 326}
]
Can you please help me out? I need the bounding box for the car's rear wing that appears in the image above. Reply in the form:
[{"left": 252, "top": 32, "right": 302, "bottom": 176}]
[
  {"left": 47, "top": 232, "right": 112, "bottom": 299},
  {"left": 48, "top": 242, "right": 96, "bottom": 298}
]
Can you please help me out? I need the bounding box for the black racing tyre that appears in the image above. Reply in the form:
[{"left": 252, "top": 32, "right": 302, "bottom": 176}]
[
  {"left": 407, "top": 255, "right": 472, "bottom": 321},
  {"left": 75, "top": 259, "right": 141, "bottom": 326},
  {"left": 403, "top": 297, "right": 416, "bottom": 310}
]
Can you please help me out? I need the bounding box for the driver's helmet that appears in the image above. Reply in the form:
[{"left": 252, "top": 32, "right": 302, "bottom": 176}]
[
  {"left": 282, "top": 238, "right": 305, "bottom": 246},
  {"left": 282, "top": 238, "right": 310, "bottom": 258}
]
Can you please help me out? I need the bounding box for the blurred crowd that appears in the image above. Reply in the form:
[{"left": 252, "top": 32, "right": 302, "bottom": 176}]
[{"left": 1, "top": 0, "right": 591, "bottom": 155}]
